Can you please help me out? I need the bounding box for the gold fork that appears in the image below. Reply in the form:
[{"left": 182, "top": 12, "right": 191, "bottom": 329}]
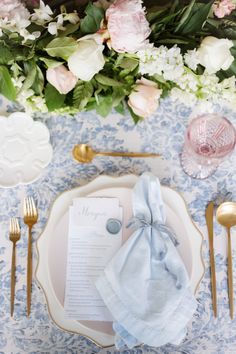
[
  {"left": 23, "top": 197, "right": 38, "bottom": 316},
  {"left": 9, "top": 217, "right": 21, "bottom": 317}
]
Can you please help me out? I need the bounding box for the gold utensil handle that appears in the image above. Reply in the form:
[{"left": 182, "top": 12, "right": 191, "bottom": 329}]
[
  {"left": 206, "top": 202, "right": 217, "bottom": 317},
  {"left": 27, "top": 227, "right": 32, "bottom": 317},
  {"left": 10, "top": 242, "right": 16, "bottom": 317},
  {"left": 209, "top": 241, "right": 217, "bottom": 317},
  {"left": 96, "top": 151, "right": 161, "bottom": 158},
  {"left": 227, "top": 227, "right": 234, "bottom": 319}
]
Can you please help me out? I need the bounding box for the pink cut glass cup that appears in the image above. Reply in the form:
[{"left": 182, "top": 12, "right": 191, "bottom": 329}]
[{"left": 180, "top": 113, "right": 236, "bottom": 179}]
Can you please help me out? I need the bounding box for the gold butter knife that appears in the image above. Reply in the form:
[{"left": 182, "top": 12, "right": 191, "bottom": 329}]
[{"left": 206, "top": 201, "right": 217, "bottom": 317}]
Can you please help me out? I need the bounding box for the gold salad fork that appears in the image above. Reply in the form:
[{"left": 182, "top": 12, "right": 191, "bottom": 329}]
[
  {"left": 23, "top": 197, "right": 38, "bottom": 316},
  {"left": 9, "top": 218, "right": 21, "bottom": 317}
]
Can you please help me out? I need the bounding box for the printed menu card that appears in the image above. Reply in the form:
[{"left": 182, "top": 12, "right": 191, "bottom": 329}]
[{"left": 64, "top": 197, "right": 123, "bottom": 321}]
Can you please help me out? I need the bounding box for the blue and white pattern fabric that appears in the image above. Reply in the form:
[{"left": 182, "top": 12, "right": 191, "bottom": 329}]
[
  {"left": 1, "top": 94, "right": 236, "bottom": 353},
  {"left": 96, "top": 173, "right": 197, "bottom": 349}
]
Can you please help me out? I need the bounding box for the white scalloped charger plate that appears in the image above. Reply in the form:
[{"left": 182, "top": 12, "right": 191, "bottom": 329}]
[
  {"left": 36, "top": 175, "right": 204, "bottom": 348},
  {"left": 0, "top": 112, "right": 53, "bottom": 187}
]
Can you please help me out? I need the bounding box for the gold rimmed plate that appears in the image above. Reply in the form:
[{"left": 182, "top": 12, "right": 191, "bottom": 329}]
[{"left": 36, "top": 174, "right": 204, "bottom": 348}]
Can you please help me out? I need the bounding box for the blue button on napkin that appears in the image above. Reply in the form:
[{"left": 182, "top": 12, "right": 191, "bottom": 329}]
[{"left": 96, "top": 173, "right": 197, "bottom": 349}]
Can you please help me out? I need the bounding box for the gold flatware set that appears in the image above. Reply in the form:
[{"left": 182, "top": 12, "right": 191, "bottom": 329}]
[
  {"left": 206, "top": 201, "right": 236, "bottom": 319},
  {"left": 9, "top": 197, "right": 38, "bottom": 317}
]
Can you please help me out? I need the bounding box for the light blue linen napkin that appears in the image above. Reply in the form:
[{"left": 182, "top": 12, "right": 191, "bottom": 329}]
[{"left": 96, "top": 173, "right": 197, "bottom": 349}]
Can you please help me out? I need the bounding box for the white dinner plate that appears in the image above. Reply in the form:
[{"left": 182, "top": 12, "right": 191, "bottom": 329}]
[{"left": 36, "top": 175, "right": 204, "bottom": 348}]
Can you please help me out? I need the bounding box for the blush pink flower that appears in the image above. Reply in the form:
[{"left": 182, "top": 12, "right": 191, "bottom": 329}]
[
  {"left": 128, "top": 78, "right": 162, "bottom": 118},
  {"left": 46, "top": 65, "right": 77, "bottom": 95},
  {"left": 106, "top": 0, "right": 151, "bottom": 53},
  {"left": 213, "top": 0, "right": 236, "bottom": 18},
  {"left": 1, "top": 0, "right": 30, "bottom": 21}
]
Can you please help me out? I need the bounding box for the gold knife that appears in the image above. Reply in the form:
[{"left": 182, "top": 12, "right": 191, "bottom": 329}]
[{"left": 206, "top": 201, "right": 217, "bottom": 317}]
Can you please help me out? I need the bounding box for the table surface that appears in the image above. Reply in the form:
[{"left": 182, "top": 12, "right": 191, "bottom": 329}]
[{"left": 0, "top": 96, "right": 236, "bottom": 354}]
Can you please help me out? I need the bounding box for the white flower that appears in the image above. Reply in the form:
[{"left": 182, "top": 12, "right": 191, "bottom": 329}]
[
  {"left": 68, "top": 38, "right": 105, "bottom": 81},
  {"left": 197, "top": 36, "right": 234, "bottom": 74},
  {"left": 48, "top": 14, "right": 65, "bottom": 35},
  {"left": 0, "top": 0, "right": 31, "bottom": 35},
  {"left": 0, "top": 0, "right": 21, "bottom": 18},
  {"left": 20, "top": 29, "right": 41, "bottom": 43},
  {"left": 137, "top": 45, "right": 184, "bottom": 81},
  {"left": 31, "top": 0, "right": 53, "bottom": 25},
  {"left": 63, "top": 12, "right": 80, "bottom": 24},
  {"left": 184, "top": 49, "right": 200, "bottom": 71}
]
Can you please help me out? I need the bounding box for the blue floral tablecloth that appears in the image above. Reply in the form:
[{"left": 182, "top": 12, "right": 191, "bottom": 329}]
[{"left": 1, "top": 96, "right": 236, "bottom": 354}]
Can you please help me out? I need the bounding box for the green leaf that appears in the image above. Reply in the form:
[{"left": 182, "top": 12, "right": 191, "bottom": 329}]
[
  {"left": 80, "top": 2, "right": 104, "bottom": 34},
  {"left": 39, "top": 57, "right": 64, "bottom": 68},
  {"left": 115, "top": 101, "right": 125, "bottom": 115},
  {"left": 112, "top": 87, "right": 127, "bottom": 107},
  {"left": 73, "top": 80, "right": 94, "bottom": 110},
  {"left": 58, "top": 23, "right": 80, "bottom": 37},
  {"left": 0, "top": 41, "right": 14, "bottom": 64},
  {"left": 95, "top": 74, "right": 123, "bottom": 87},
  {"left": 0, "top": 66, "right": 16, "bottom": 101},
  {"left": 45, "top": 83, "right": 66, "bottom": 111},
  {"left": 116, "top": 57, "right": 139, "bottom": 72},
  {"left": 45, "top": 37, "right": 79, "bottom": 60},
  {"left": 177, "top": 1, "right": 214, "bottom": 35},
  {"left": 174, "top": 0, "right": 195, "bottom": 33},
  {"left": 21, "top": 61, "right": 37, "bottom": 92},
  {"left": 95, "top": 95, "right": 113, "bottom": 117},
  {"left": 32, "top": 66, "right": 44, "bottom": 96},
  {"left": 127, "top": 105, "right": 142, "bottom": 124}
]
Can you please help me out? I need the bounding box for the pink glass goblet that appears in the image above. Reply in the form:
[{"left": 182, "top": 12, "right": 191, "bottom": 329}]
[{"left": 180, "top": 113, "right": 236, "bottom": 179}]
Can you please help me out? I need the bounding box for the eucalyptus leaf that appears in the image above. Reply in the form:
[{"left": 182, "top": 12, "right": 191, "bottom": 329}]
[
  {"left": 45, "top": 83, "right": 66, "bottom": 111},
  {"left": 45, "top": 37, "right": 79, "bottom": 60},
  {"left": 0, "top": 66, "right": 16, "bottom": 101}
]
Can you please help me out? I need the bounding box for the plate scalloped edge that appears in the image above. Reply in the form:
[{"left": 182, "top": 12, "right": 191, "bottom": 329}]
[{"left": 35, "top": 174, "right": 205, "bottom": 348}]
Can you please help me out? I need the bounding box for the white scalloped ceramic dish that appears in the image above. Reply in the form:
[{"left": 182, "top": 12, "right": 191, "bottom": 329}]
[
  {"left": 36, "top": 175, "right": 204, "bottom": 348},
  {"left": 0, "top": 112, "right": 53, "bottom": 187}
]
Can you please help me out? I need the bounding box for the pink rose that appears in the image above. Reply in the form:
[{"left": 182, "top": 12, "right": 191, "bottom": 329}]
[
  {"left": 46, "top": 65, "right": 77, "bottom": 95},
  {"left": 128, "top": 78, "right": 162, "bottom": 118},
  {"left": 213, "top": 0, "right": 236, "bottom": 18},
  {"left": 106, "top": 0, "right": 151, "bottom": 53}
]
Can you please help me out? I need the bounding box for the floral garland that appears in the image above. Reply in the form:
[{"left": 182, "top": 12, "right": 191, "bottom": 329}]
[{"left": 0, "top": 0, "right": 236, "bottom": 122}]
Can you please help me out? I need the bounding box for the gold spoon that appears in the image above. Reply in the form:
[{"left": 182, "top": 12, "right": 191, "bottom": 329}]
[
  {"left": 216, "top": 201, "right": 236, "bottom": 319},
  {"left": 72, "top": 144, "right": 161, "bottom": 163}
]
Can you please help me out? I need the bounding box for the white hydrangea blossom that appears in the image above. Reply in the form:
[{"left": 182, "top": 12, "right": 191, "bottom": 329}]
[
  {"left": 137, "top": 45, "right": 184, "bottom": 81},
  {"left": 184, "top": 49, "right": 200, "bottom": 71},
  {"left": 17, "top": 88, "right": 48, "bottom": 113}
]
